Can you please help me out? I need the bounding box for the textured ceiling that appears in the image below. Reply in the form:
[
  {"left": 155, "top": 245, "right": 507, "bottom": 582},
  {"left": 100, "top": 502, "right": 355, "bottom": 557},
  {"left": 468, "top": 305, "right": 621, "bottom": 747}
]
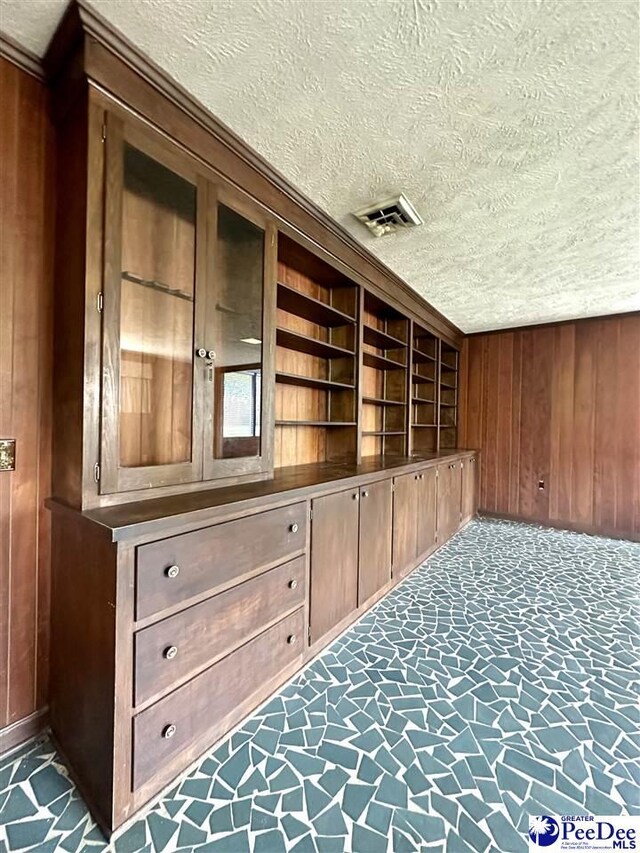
[{"left": 2, "top": 0, "right": 639, "bottom": 332}]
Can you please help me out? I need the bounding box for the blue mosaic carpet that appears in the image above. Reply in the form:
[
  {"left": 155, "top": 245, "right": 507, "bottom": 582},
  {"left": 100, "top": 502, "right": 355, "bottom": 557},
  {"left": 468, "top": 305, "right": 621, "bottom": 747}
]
[{"left": 0, "top": 518, "right": 638, "bottom": 853}]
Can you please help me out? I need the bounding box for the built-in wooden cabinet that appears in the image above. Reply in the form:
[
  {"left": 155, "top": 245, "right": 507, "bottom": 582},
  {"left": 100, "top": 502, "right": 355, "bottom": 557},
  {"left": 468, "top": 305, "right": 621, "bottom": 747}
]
[
  {"left": 43, "top": 1, "right": 477, "bottom": 838},
  {"left": 309, "top": 488, "right": 360, "bottom": 643},
  {"left": 100, "top": 112, "right": 275, "bottom": 496},
  {"left": 416, "top": 465, "right": 438, "bottom": 557},
  {"left": 392, "top": 465, "right": 439, "bottom": 578},
  {"left": 438, "top": 459, "right": 463, "bottom": 542},
  {"left": 357, "top": 478, "right": 393, "bottom": 605},
  {"left": 461, "top": 455, "right": 478, "bottom": 523},
  {"left": 391, "top": 471, "right": 419, "bottom": 576}
]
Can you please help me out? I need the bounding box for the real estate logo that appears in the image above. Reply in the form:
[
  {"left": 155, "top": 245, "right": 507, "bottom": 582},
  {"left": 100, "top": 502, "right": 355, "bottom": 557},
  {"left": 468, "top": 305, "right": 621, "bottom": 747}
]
[
  {"left": 530, "top": 816, "right": 560, "bottom": 847},
  {"left": 528, "top": 816, "right": 639, "bottom": 852}
]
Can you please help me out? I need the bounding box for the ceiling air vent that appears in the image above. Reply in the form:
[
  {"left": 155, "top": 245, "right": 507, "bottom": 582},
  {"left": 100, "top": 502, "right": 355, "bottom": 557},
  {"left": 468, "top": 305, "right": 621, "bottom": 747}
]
[{"left": 353, "top": 193, "right": 423, "bottom": 237}]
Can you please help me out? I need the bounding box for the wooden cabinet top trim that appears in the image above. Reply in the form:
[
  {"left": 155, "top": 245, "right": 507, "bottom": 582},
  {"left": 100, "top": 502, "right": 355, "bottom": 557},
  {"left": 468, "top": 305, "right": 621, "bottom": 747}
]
[{"left": 47, "top": 450, "right": 477, "bottom": 543}]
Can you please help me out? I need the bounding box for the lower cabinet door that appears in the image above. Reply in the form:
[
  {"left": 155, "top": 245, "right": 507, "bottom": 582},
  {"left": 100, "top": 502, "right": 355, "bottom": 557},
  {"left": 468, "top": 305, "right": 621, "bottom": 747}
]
[
  {"left": 358, "top": 479, "right": 392, "bottom": 606},
  {"left": 392, "top": 472, "right": 418, "bottom": 577},
  {"left": 416, "top": 467, "right": 437, "bottom": 557},
  {"left": 309, "top": 488, "right": 359, "bottom": 643},
  {"left": 461, "top": 456, "right": 478, "bottom": 521},
  {"left": 438, "top": 461, "right": 462, "bottom": 543}
]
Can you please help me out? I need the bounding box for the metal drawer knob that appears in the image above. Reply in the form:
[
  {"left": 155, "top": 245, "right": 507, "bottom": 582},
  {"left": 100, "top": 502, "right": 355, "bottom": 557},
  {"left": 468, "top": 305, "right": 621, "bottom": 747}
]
[
  {"left": 162, "top": 724, "right": 177, "bottom": 739},
  {"left": 287, "top": 634, "right": 297, "bottom": 645},
  {"left": 165, "top": 565, "right": 180, "bottom": 579},
  {"left": 289, "top": 522, "right": 299, "bottom": 534},
  {"left": 288, "top": 579, "right": 298, "bottom": 590},
  {"left": 362, "top": 490, "right": 369, "bottom": 497},
  {"left": 163, "top": 645, "right": 178, "bottom": 660},
  {"left": 353, "top": 493, "right": 359, "bottom": 501}
]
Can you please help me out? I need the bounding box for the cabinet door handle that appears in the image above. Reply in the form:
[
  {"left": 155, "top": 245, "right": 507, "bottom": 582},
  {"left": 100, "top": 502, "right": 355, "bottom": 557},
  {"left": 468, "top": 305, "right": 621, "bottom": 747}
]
[
  {"left": 289, "top": 522, "right": 299, "bottom": 533},
  {"left": 288, "top": 578, "right": 298, "bottom": 590},
  {"left": 165, "top": 565, "right": 180, "bottom": 579},
  {"left": 362, "top": 490, "right": 369, "bottom": 498},
  {"left": 162, "top": 724, "right": 177, "bottom": 739},
  {"left": 163, "top": 645, "right": 178, "bottom": 660},
  {"left": 353, "top": 493, "right": 359, "bottom": 501},
  {"left": 287, "top": 634, "right": 297, "bottom": 645}
]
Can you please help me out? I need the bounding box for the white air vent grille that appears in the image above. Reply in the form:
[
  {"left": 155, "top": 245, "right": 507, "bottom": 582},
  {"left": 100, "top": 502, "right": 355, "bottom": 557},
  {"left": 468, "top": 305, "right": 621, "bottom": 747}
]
[{"left": 353, "top": 194, "right": 423, "bottom": 237}]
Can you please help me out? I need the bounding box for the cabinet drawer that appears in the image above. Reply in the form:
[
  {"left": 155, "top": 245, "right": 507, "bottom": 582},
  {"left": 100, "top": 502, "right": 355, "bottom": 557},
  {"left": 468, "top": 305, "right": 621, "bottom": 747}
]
[
  {"left": 136, "top": 502, "right": 306, "bottom": 620},
  {"left": 134, "top": 556, "right": 305, "bottom": 706},
  {"left": 132, "top": 609, "right": 304, "bottom": 789}
]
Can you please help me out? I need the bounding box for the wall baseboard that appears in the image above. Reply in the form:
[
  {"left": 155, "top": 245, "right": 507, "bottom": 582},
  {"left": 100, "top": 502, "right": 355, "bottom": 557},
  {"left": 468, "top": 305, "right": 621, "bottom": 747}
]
[
  {"left": 479, "top": 511, "right": 640, "bottom": 543},
  {"left": 0, "top": 708, "right": 49, "bottom": 758}
]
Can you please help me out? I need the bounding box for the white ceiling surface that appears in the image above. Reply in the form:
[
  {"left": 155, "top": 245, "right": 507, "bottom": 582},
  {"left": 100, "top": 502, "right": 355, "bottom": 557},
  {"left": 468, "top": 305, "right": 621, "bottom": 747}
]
[{"left": 2, "top": 0, "right": 639, "bottom": 333}]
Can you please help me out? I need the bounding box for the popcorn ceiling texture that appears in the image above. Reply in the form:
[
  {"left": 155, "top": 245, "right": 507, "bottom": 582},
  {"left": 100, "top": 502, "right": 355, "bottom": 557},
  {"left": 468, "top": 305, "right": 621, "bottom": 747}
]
[{"left": 2, "top": 0, "right": 639, "bottom": 332}]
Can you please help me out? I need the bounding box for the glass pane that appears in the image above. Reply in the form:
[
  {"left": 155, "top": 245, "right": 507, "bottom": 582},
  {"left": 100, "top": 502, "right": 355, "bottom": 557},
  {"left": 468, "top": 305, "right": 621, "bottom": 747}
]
[
  {"left": 119, "top": 145, "right": 196, "bottom": 468},
  {"left": 213, "top": 204, "right": 264, "bottom": 459}
]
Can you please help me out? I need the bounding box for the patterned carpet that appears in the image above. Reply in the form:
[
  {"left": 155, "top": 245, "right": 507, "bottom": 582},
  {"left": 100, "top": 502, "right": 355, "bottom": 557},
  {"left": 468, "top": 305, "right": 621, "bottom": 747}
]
[{"left": 0, "top": 518, "right": 638, "bottom": 853}]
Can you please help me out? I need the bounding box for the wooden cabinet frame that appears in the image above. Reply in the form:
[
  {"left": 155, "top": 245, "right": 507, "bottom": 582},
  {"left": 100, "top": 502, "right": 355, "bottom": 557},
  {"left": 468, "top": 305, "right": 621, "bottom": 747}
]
[
  {"left": 99, "top": 110, "right": 275, "bottom": 495},
  {"left": 202, "top": 182, "right": 276, "bottom": 481}
]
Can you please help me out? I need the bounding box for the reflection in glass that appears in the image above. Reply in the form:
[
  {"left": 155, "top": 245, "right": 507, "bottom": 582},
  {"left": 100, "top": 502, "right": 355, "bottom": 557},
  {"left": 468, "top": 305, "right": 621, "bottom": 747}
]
[
  {"left": 213, "top": 204, "right": 264, "bottom": 459},
  {"left": 119, "top": 145, "right": 196, "bottom": 468}
]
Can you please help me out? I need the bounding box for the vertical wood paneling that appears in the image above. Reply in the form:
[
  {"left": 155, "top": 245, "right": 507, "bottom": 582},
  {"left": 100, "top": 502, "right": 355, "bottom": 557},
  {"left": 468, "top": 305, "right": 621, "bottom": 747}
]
[
  {"left": 571, "top": 323, "right": 597, "bottom": 526},
  {"left": 0, "top": 58, "right": 54, "bottom": 737},
  {"left": 459, "top": 314, "right": 640, "bottom": 539}
]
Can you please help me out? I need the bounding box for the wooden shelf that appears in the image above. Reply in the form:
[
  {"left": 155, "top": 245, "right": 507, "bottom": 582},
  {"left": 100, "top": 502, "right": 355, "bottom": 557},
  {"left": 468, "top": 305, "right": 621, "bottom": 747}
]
[
  {"left": 276, "top": 420, "right": 356, "bottom": 427},
  {"left": 412, "top": 349, "right": 437, "bottom": 364},
  {"left": 363, "top": 430, "right": 405, "bottom": 437},
  {"left": 363, "top": 351, "right": 405, "bottom": 371},
  {"left": 277, "top": 282, "right": 356, "bottom": 327},
  {"left": 276, "top": 328, "right": 354, "bottom": 360},
  {"left": 363, "top": 396, "right": 405, "bottom": 407},
  {"left": 412, "top": 423, "right": 438, "bottom": 428},
  {"left": 363, "top": 325, "right": 406, "bottom": 351},
  {"left": 413, "top": 396, "right": 436, "bottom": 404},
  {"left": 413, "top": 373, "right": 436, "bottom": 384},
  {"left": 440, "top": 402, "right": 457, "bottom": 408},
  {"left": 440, "top": 380, "right": 457, "bottom": 390},
  {"left": 276, "top": 372, "right": 354, "bottom": 392}
]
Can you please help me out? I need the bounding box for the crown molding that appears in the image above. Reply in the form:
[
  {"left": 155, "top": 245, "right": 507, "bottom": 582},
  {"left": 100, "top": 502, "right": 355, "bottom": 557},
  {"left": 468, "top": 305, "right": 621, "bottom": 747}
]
[{"left": 0, "top": 31, "right": 45, "bottom": 80}]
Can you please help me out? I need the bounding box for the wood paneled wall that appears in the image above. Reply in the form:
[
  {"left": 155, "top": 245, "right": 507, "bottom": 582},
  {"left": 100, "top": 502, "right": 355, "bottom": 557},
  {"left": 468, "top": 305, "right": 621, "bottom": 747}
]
[
  {"left": 459, "top": 314, "right": 640, "bottom": 540},
  {"left": 0, "top": 58, "right": 54, "bottom": 750}
]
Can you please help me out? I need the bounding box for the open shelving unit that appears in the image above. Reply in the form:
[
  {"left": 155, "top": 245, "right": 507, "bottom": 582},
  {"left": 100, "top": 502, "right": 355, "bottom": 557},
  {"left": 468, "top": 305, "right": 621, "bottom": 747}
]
[
  {"left": 411, "top": 323, "right": 439, "bottom": 453},
  {"left": 439, "top": 341, "right": 459, "bottom": 449},
  {"left": 360, "top": 292, "right": 409, "bottom": 458},
  {"left": 275, "top": 235, "right": 358, "bottom": 467}
]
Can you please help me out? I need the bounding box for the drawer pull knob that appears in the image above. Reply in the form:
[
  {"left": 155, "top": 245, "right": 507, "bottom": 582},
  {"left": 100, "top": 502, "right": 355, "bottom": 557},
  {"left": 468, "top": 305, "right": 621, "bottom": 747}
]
[
  {"left": 162, "top": 724, "right": 177, "bottom": 739},
  {"left": 362, "top": 490, "right": 369, "bottom": 497},
  {"left": 288, "top": 579, "right": 298, "bottom": 590},
  {"left": 287, "top": 634, "right": 297, "bottom": 645},
  {"left": 289, "top": 522, "right": 299, "bottom": 534},
  {"left": 165, "top": 565, "right": 180, "bottom": 579},
  {"left": 163, "top": 645, "right": 178, "bottom": 660},
  {"left": 353, "top": 493, "right": 359, "bottom": 501}
]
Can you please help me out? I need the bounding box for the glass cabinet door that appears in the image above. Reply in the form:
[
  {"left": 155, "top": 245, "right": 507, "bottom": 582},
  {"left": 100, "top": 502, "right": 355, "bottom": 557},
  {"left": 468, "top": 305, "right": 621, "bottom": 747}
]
[
  {"left": 101, "top": 115, "right": 204, "bottom": 493},
  {"left": 203, "top": 188, "right": 275, "bottom": 479}
]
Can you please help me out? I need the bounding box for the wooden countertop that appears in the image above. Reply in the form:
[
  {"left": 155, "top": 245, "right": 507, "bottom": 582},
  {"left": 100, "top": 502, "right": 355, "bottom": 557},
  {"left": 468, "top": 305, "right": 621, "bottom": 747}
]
[{"left": 48, "top": 450, "right": 475, "bottom": 543}]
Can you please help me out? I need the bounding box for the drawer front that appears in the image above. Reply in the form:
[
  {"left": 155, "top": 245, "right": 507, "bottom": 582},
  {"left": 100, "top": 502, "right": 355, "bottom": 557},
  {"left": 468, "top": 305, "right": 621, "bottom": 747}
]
[
  {"left": 136, "top": 502, "right": 306, "bottom": 619},
  {"left": 133, "top": 608, "right": 304, "bottom": 789},
  {"left": 134, "top": 555, "right": 306, "bottom": 706}
]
